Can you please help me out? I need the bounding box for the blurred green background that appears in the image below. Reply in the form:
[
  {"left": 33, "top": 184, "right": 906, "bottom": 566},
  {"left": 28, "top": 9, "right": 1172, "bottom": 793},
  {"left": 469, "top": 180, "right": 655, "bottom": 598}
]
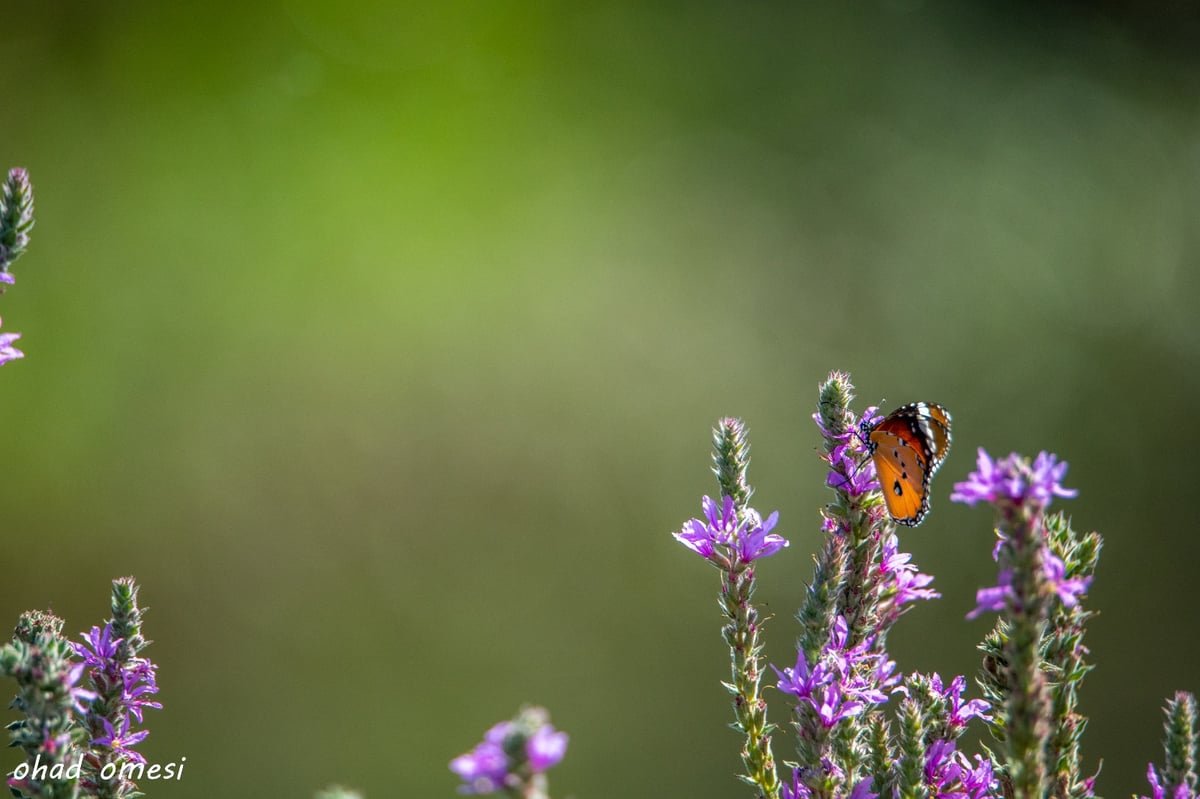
[{"left": 2, "top": 2, "right": 1199, "bottom": 797}]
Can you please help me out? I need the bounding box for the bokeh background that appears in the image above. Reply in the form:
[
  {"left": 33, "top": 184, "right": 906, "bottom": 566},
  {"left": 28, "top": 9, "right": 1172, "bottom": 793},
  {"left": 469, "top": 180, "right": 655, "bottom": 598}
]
[{"left": 2, "top": 2, "right": 1199, "bottom": 797}]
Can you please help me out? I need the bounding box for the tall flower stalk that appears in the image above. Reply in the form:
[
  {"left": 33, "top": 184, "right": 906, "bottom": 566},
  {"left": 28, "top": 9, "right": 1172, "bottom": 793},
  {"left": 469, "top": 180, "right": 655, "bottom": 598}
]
[
  {"left": 72, "top": 579, "right": 162, "bottom": 799},
  {"left": 673, "top": 417, "right": 787, "bottom": 799},
  {"left": 953, "top": 450, "right": 1095, "bottom": 799},
  {"left": 783, "top": 374, "right": 947, "bottom": 799}
]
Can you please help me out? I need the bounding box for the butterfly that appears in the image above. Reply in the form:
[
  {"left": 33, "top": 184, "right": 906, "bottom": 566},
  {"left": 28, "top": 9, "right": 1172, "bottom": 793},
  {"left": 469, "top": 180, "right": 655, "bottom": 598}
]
[{"left": 865, "top": 402, "right": 952, "bottom": 527}]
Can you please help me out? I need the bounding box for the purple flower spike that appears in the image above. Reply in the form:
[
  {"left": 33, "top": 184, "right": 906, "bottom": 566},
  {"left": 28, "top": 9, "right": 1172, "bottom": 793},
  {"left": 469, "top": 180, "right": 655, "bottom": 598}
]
[
  {"left": 75, "top": 617, "right": 161, "bottom": 780},
  {"left": 951, "top": 449, "right": 1076, "bottom": 510}
]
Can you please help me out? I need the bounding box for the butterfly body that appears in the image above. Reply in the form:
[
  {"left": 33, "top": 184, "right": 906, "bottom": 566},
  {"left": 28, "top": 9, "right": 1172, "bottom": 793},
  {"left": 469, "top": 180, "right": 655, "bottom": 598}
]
[{"left": 866, "top": 402, "right": 952, "bottom": 527}]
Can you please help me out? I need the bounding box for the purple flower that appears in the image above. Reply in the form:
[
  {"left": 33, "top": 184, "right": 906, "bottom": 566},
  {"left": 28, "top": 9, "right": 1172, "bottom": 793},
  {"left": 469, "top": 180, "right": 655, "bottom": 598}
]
[
  {"left": 781, "top": 767, "right": 813, "bottom": 799},
  {"left": 968, "top": 552, "right": 1091, "bottom": 620},
  {"left": 91, "top": 715, "right": 149, "bottom": 766},
  {"left": 925, "top": 738, "right": 960, "bottom": 790},
  {"left": 821, "top": 408, "right": 884, "bottom": 499},
  {"left": 924, "top": 740, "right": 999, "bottom": 799},
  {"left": 0, "top": 325, "right": 22, "bottom": 365},
  {"left": 1139, "top": 763, "right": 1196, "bottom": 799},
  {"left": 65, "top": 662, "right": 98, "bottom": 714},
  {"left": 673, "top": 495, "right": 737, "bottom": 560},
  {"left": 935, "top": 674, "right": 991, "bottom": 727},
  {"left": 735, "top": 508, "right": 787, "bottom": 562},
  {"left": 951, "top": 449, "right": 1076, "bottom": 509},
  {"left": 74, "top": 624, "right": 123, "bottom": 664},
  {"left": 120, "top": 660, "right": 162, "bottom": 722},
  {"left": 826, "top": 442, "right": 878, "bottom": 497},
  {"left": 673, "top": 495, "right": 787, "bottom": 566},
  {"left": 917, "top": 673, "right": 991, "bottom": 728},
  {"left": 967, "top": 569, "right": 1015, "bottom": 620},
  {"left": 880, "top": 533, "right": 940, "bottom": 610},
  {"left": 1141, "top": 764, "right": 1164, "bottom": 799},
  {"left": 847, "top": 780, "right": 879, "bottom": 799},
  {"left": 1029, "top": 451, "right": 1078, "bottom": 504},
  {"left": 958, "top": 753, "right": 999, "bottom": 799},
  {"left": 1043, "top": 551, "right": 1092, "bottom": 609},
  {"left": 526, "top": 723, "right": 569, "bottom": 772},
  {"left": 450, "top": 742, "right": 509, "bottom": 795}
]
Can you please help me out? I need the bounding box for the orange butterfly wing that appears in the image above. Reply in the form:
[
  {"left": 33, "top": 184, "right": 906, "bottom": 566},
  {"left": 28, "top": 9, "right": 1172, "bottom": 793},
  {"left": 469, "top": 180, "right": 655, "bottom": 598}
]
[{"left": 867, "top": 403, "right": 952, "bottom": 527}]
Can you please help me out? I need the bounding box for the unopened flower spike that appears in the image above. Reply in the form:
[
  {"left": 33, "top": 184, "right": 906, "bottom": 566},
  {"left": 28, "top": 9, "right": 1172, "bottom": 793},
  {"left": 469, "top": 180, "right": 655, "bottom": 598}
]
[
  {"left": 1139, "top": 692, "right": 1199, "bottom": 799},
  {"left": 0, "top": 167, "right": 34, "bottom": 274},
  {"left": 1, "top": 610, "right": 92, "bottom": 799},
  {"left": 0, "top": 166, "right": 33, "bottom": 365}
]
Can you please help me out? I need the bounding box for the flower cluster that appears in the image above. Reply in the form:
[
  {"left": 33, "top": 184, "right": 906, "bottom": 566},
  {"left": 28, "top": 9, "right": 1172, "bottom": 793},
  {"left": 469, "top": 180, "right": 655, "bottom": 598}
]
[
  {"left": 967, "top": 550, "right": 1092, "bottom": 620},
  {"left": 450, "top": 707, "right": 568, "bottom": 796},
  {"left": 817, "top": 405, "right": 883, "bottom": 505},
  {"left": 673, "top": 494, "right": 787, "bottom": 567},
  {"left": 878, "top": 533, "right": 939, "bottom": 621},
  {"left": 774, "top": 616, "right": 899, "bottom": 728},
  {"left": 907, "top": 673, "right": 992, "bottom": 734},
  {"left": 73, "top": 624, "right": 161, "bottom": 763},
  {"left": 950, "top": 449, "right": 1077, "bottom": 509},
  {"left": 953, "top": 449, "right": 1091, "bottom": 620},
  {"left": 924, "top": 739, "right": 997, "bottom": 799}
]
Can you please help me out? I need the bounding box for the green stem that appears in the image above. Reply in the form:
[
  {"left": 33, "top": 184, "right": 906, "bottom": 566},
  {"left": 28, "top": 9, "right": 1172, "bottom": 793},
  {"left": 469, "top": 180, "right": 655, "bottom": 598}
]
[{"left": 999, "top": 504, "right": 1051, "bottom": 799}]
